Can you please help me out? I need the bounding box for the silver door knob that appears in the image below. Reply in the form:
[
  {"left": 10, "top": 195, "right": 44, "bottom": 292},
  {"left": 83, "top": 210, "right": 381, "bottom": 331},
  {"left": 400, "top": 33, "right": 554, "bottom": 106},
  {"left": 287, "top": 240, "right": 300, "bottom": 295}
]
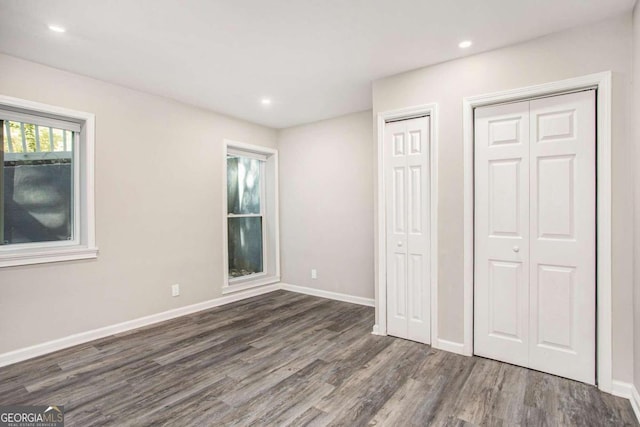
[
  {"left": 397, "top": 241, "right": 403, "bottom": 247},
  {"left": 513, "top": 246, "right": 520, "bottom": 253}
]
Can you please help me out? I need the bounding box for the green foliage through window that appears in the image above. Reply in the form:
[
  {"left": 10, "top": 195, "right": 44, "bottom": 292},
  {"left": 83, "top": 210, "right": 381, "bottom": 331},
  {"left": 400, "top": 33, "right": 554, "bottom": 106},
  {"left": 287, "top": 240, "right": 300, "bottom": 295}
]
[{"left": 3, "top": 121, "right": 72, "bottom": 153}]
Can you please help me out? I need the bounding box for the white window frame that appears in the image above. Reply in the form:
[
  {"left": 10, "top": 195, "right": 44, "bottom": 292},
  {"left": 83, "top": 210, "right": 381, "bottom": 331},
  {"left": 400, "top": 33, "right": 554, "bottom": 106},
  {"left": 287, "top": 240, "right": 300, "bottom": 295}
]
[
  {"left": 222, "top": 139, "right": 279, "bottom": 293},
  {"left": 0, "top": 95, "right": 97, "bottom": 268}
]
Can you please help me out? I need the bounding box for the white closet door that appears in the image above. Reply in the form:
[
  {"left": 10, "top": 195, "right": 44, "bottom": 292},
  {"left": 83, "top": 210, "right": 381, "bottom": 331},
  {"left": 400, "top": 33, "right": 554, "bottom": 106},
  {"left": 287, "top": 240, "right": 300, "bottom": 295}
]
[
  {"left": 385, "top": 116, "right": 431, "bottom": 344},
  {"left": 528, "top": 91, "right": 596, "bottom": 384},
  {"left": 474, "top": 91, "right": 596, "bottom": 385},
  {"left": 474, "top": 101, "right": 530, "bottom": 367},
  {"left": 386, "top": 120, "right": 409, "bottom": 340}
]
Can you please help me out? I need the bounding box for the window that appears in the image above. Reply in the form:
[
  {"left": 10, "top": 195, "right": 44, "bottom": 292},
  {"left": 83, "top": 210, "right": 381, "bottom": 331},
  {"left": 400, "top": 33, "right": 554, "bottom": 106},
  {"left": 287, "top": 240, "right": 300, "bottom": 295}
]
[
  {"left": 0, "top": 95, "right": 97, "bottom": 267},
  {"left": 227, "top": 153, "right": 265, "bottom": 278},
  {"left": 223, "top": 140, "right": 279, "bottom": 292}
]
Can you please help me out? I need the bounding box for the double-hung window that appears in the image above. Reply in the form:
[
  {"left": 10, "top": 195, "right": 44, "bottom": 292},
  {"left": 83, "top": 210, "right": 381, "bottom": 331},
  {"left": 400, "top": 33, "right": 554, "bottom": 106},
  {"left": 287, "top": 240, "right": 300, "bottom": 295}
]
[
  {"left": 0, "top": 96, "right": 97, "bottom": 267},
  {"left": 223, "top": 140, "right": 279, "bottom": 292},
  {"left": 227, "top": 150, "right": 265, "bottom": 278}
]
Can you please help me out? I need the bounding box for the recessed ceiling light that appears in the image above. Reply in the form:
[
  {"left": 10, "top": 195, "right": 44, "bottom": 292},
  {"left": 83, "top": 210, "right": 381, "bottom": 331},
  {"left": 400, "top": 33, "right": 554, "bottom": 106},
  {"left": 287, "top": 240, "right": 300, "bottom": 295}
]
[
  {"left": 261, "top": 98, "right": 272, "bottom": 106},
  {"left": 48, "top": 25, "right": 66, "bottom": 33},
  {"left": 458, "top": 40, "right": 472, "bottom": 48}
]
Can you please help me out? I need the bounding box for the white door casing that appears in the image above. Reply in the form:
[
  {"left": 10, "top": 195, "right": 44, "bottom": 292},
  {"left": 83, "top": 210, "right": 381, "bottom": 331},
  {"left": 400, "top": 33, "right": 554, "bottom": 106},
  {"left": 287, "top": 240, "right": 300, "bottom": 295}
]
[
  {"left": 474, "top": 90, "right": 596, "bottom": 385},
  {"left": 385, "top": 116, "right": 431, "bottom": 344}
]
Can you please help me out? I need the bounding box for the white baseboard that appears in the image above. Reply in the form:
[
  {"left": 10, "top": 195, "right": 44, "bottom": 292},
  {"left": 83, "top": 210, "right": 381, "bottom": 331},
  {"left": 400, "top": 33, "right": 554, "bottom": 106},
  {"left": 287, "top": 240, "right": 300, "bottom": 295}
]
[
  {"left": 632, "top": 384, "right": 640, "bottom": 424},
  {"left": 368, "top": 325, "right": 467, "bottom": 358},
  {"left": 432, "top": 338, "right": 466, "bottom": 355},
  {"left": 0, "top": 283, "right": 280, "bottom": 368},
  {"left": 611, "top": 380, "right": 633, "bottom": 398},
  {"left": 279, "top": 282, "right": 375, "bottom": 307},
  {"left": 611, "top": 380, "right": 640, "bottom": 423},
  {"left": 0, "top": 281, "right": 376, "bottom": 368}
]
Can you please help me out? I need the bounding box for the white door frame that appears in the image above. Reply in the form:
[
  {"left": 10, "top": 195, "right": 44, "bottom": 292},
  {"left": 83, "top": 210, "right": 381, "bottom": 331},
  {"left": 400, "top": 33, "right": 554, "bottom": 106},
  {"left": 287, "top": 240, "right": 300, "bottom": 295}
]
[
  {"left": 374, "top": 103, "right": 439, "bottom": 346},
  {"left": 462, "top": 71, "right": 613, "bottom": 392}
]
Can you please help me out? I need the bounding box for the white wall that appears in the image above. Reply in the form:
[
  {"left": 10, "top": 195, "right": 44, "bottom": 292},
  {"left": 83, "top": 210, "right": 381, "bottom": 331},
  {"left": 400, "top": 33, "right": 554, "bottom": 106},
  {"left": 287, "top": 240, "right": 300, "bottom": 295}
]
[
  {"left": 373, "top": 14, "right": 635, "bottom": 383},
  {"left": 0, "top": 53, "right": 277, "bottom": 354},
  {"left": 278, "top": 111, "right": 374, "bottom": 299},
  {"left": 633, "top": 1, "right": 640, "bottom": 393}
]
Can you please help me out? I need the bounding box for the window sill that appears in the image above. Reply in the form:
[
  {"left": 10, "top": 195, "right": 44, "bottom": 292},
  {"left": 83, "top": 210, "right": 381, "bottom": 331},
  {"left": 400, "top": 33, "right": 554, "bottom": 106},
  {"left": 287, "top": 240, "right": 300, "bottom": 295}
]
[
  {"left": 0, "top": 246, "right": 99, "bottom": 268},
  {"left": 222, "top": 275, "right": 280, "bottom": 294}
]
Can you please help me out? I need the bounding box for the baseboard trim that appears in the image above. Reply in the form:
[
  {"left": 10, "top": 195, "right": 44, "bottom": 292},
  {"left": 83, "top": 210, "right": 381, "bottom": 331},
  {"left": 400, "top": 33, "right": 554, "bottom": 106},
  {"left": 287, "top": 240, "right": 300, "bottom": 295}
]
[
  {"left": 611, "top": 380, "right": 633, "bottom": 398},
  {"left": 0, "top": 282, "right": 375, "bottom": 368},
  {"left": 611, "top": 380, "right": 640, "bottom": 423},
  {"left": 367, "top": 330, "right": 467, "bottom": 357},
  {"left": 279, "top": 282, "right": 375, "bottom": 307},
  {"left": 432, "top": 338, "right": 466, "bottom": 355},
  {"left": 632, "top": 384, "right": 640, "bottom": 423},
  {"left": 0, "top": 283, "right": 280, "bottom": 368}
]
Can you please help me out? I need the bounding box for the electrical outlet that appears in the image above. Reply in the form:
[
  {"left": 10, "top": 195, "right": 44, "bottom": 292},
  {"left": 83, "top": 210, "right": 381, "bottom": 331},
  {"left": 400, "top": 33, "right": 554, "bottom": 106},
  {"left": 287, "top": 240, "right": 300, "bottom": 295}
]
[
  {"left": 171, "top": 284, "right": 180, "bottom": 297},
  {"left": 311, "top": 269, "right": 317, "bottom": 279}
]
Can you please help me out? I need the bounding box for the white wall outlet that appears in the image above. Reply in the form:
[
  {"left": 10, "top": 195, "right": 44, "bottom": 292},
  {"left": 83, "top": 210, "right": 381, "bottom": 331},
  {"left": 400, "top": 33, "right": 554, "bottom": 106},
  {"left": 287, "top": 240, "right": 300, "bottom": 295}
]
[
  {"left": 171, "top": 284, "right": 180, "bottom": 297},
  {"left": 311, "top": 269, "right": 317, "bottom": 279}
]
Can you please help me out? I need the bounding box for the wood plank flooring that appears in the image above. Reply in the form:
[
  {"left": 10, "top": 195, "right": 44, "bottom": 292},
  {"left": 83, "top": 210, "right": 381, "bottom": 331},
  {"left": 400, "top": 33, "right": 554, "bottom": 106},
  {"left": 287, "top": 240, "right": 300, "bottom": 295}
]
[{"left": 0, "top": 290, "right": 636, "bottom": 426}]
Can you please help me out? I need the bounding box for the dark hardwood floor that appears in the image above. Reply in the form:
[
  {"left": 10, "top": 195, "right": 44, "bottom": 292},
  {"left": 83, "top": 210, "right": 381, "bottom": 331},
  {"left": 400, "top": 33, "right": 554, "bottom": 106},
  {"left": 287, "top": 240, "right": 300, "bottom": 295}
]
[{"left": 0, "top": 290, "right": 636, "bottom": 426}]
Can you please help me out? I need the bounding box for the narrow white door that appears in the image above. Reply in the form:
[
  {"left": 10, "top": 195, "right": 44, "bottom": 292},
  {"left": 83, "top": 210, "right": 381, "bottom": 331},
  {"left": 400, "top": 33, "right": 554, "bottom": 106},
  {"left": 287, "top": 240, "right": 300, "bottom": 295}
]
[
  {"left": 528, "top": 91, "right": 596, "bottom": 383},
  {"left": 385, "top": 116, "right": 431, "bottom": 344},
  {"left": 474, "top": 101, "right": 531, "bottom": 367},
  {"left": 474, "top": 91, "right": 596, "bottom": 385}
]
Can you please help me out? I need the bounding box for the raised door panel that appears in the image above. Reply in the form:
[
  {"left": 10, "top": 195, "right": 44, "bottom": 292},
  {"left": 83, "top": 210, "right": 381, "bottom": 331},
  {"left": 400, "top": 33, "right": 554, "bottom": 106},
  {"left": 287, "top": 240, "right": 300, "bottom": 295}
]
[
  {"left": 392, "top": 166, "right": 406, "bottom": 234},
  {"left": 474, "top": 101, "right": 530, "bottom": 366},
  {"left": 488, "top": 261, "right": 525, "bottom": 341},
  {"left": 489, "top": 159, "right": 522, "bottom": 237},
  {"left": 528, "top": 90, "right": 595, "bottom": 385},
  {"left": 409, "top": 166, "right": 423, "bottom": 234},
  {"left": 391, "top": 253, "right": 408, "bottom": 319},
  {"left": 537, "top": 155, "right": 575, "bottom": 240},
  {"left": 536, "top": 265, "right": 575, "bottom": 351}
]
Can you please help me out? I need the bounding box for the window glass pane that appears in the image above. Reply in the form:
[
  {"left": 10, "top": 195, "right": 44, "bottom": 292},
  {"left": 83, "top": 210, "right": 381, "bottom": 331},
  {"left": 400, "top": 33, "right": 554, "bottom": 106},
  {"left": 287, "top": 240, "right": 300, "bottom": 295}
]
[
  {"left": 228, "top": 216, "right": 263, "bottom": 278},
  {"left": 1, "top": 119, "right": 74, "bottom": 245},
  {"left": 227, "top": 156, "right": 261, "bottom": 214}
]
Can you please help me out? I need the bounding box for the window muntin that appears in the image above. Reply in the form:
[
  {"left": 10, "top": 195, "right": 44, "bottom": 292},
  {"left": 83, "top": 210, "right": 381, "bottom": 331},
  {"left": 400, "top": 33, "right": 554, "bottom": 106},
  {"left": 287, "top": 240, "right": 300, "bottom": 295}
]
[
  {"left": 1, "top": 117, "right": 79, "bottom": 247},
  {"left": 227, "top": 154, "right": 266, "bottom": 279}
]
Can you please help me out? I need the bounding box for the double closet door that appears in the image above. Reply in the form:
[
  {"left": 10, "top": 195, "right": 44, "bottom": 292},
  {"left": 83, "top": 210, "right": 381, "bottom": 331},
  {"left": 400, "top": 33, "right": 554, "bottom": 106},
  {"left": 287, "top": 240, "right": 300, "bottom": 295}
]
[
  {"left": 474, "top": 90, "right": 596, "bottom": 384},
  {"left": 385, "top": 116, "right": 431, "bottom": 345}
]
